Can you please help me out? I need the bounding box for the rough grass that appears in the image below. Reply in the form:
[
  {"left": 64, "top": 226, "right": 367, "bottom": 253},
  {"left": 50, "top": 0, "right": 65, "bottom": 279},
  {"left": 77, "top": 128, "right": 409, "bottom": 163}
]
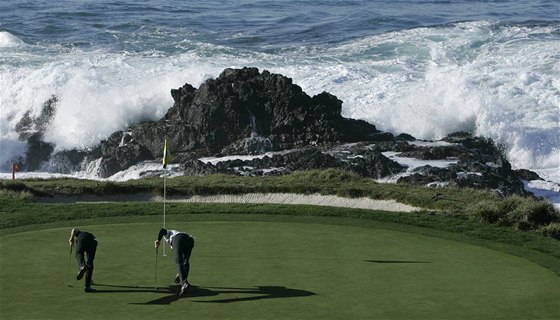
[
  {"left": 0, "top": 169, "right": 505, "bottom": 209},
  {"left": 2, "top": 169, "right": 557, "bottom": 238},
  {"left": 468, "top": 195, "right": 560, "bottom": 233}
]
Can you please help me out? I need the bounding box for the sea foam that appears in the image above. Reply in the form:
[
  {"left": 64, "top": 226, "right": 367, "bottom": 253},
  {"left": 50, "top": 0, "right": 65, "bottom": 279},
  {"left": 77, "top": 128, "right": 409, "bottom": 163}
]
[
  {"left": 1, "top": 22, "right": 559, "bottom": 184},
  {"left": 0, "top": 31, "right": 23, "bottom": 47}
]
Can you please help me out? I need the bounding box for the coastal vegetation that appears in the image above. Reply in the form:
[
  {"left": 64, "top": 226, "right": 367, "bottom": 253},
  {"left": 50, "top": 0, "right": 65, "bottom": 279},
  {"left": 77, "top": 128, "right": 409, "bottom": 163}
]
[
  {"left": 1, "top": 169, "right": 558, "bottom": 271},
  {"left": 1, "top": 169, "right": 559, "bottom": 319},
  {"left": 2, "top": 169, "right": 558, "bottom": 231}
]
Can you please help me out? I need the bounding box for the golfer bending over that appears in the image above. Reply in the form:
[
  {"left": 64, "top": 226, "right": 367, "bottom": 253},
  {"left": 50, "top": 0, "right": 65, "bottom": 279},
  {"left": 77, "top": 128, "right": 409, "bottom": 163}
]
[
  {"left": 155, "top": 228, "right": 195, "bottom": 296},
  {"left": 69, "top": 228, "right": 98, "bottom": 292}
]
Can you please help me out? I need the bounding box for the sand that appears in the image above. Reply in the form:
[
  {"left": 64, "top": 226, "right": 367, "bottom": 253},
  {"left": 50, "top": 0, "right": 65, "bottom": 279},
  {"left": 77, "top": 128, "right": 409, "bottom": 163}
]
[{"left": 163, "top": 193, "right": 420, "bottom": 212}]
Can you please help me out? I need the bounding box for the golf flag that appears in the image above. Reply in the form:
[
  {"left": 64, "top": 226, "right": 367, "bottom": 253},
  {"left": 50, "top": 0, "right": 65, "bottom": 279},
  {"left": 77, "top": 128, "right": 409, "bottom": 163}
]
[{"left": 162, "top": 138, "right": 171, "bottom": 169}]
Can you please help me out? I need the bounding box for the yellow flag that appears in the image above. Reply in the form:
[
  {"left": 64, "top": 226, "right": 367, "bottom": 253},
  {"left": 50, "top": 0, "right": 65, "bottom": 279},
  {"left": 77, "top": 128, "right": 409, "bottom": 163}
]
[{"left": 162, "top": 138, "right": 171, "bottom": 169}]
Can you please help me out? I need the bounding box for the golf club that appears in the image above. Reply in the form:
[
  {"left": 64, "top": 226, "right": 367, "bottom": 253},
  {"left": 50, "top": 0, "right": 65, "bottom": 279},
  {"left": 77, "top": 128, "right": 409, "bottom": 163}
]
[
  {"left": 67, "top": 245, "right": 73, "bottom": 287},
  {"left": 154, "top": 246, "right": 159, "bottom": 289}
]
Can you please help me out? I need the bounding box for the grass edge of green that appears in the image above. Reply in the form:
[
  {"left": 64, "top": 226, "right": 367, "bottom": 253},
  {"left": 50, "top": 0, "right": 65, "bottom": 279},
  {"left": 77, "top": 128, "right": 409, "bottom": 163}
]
[{"left": 2, "top": 204, "right": 559, "bottom": 277}]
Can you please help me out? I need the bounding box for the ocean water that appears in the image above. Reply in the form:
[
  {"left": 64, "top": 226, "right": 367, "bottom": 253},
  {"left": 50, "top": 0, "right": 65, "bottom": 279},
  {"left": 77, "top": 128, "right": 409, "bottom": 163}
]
[{"left": 1, "top": 0, "right": 559, "bottom": 185}]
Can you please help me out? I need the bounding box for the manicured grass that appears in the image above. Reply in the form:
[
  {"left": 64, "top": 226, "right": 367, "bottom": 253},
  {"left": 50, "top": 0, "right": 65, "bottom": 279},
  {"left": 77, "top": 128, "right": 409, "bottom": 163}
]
[
  {"left": 1, "top": 170, "right": 559, "bottom": 319},
  {"left": 2, "top": 169, "right": 559, "bottom": 238},
  {"left": 1, "top": 200, "right": 559, "bottom": 274},
  {"left": 2, "top": 218, "right": 559, "bottom": 319}
]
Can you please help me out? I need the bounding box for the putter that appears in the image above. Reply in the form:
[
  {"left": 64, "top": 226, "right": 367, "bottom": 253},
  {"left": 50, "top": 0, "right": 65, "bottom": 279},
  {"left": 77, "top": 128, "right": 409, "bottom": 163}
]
[
  {"left": 154, "top": 247, "right": 159, "bottom": 289},
  {"left": 67, "top": 245, "right": 73, "bottom": 287}
]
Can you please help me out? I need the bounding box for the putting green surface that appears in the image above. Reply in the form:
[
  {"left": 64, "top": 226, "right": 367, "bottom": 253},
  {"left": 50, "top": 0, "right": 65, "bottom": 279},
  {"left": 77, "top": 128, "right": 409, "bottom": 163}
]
[{"left": 1, "top": 220, "right": 558, "bottom": 319}]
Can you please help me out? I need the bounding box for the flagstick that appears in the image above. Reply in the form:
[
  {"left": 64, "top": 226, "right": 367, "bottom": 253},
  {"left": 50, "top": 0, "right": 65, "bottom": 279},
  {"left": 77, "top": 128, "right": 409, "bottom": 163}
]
[
  {"left": 163, "top": 166, "right": 167, "bottom": 256},
  {"left": 162, "top": 137, "right": 170, "bottom": 257}
]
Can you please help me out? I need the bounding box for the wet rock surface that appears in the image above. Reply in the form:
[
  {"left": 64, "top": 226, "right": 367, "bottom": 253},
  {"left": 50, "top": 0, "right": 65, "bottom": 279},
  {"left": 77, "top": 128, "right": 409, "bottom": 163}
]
[{"left": 20, "top": 68, "right": 535, "bottom": 196}]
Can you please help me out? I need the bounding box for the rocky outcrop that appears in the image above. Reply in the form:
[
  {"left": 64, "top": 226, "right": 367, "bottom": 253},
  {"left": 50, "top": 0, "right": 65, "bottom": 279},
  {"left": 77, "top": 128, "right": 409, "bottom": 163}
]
[
  {"left": 209, "top": 146, "right": 405, "bottom": 179},
  {"left": 14, "top": 96, "right": 57, "bottom": 171},
  {"left": 397, "top": 132, "right": 526, "bottom": 195},
  {"left": 19, "top": 68, "right": 536, "bottom": 196},
  {"left": 162, "top": 67, "right": 379, "bottom": 155},
  {"left": 43, "top": 67, "right": 381, "bottom": 177}
]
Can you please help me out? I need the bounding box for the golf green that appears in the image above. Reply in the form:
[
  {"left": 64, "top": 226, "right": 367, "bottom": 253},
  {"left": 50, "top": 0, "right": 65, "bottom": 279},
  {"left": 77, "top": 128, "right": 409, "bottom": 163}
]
[{"left": 1, "top": 220, "right": 558, "bottom": 319}]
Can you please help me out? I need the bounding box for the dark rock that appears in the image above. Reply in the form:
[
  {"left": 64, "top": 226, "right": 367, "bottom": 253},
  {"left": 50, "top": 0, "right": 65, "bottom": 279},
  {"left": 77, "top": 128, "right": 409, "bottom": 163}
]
[
  {"left": 16, "top": 95, "right": 58, "bottom": 140},
  {"left": 374, "top": 140, "right": 416, "bottom": 152},
  {"left": 396, "top": 133, "right": 416, "bottom": 141},
  {"left": 400, "top": 145, "right": 465, "bottom": 160},
  {"left": 19, "top": 68, "right": 536, "bottom": 197},
  {"left": 206, "top": 146, "right": 405, "bottom": 180},
  {"left": 228, "top": 148, "right": 344, "bottom": 174},
  {"left": 95, "top": 131, "right": 155, "bottom": 177},
  {"left": 160, "top": 67, "right": 380, "bottom": 156},
  {"left": 47, "top": 67, "right": 383, "bottom": 177},
  {"left": 344, "top": 149, "right": 404, "bottom": 179},
  {"left": 16, "top": 96, "right": 58, "bottom": 170},
  {"left": 394, "top": 132, "right": 528, "bottom": 196},
  {"left": 452, "top": 159, "right": 527, "bottom": 196},
  {"left": 221, "top": 135, "right": 273, "bottom": 155},
  {"left": 398, "top": 166, "right": 453, "bottom": 185},
  {"left": 41, "top": 149, "right": 92, "bottom": 174},
  {"left": 25, "top": 133, "right": 55, "bottom": 171},
  {"left": 182, "top": 159, "right": 225, "bottom": 176},
  {"left": 515, "top": 169, "right": 542, "bottom": 181},
  {"left": 15, "top": 111, "right": 33, "bottom": 140}
]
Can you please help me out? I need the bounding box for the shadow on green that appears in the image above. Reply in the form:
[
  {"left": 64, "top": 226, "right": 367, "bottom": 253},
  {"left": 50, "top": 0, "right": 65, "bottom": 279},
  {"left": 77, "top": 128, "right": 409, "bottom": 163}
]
[{"left": 1, "top": 220, "right": 558, "bottom": 319}]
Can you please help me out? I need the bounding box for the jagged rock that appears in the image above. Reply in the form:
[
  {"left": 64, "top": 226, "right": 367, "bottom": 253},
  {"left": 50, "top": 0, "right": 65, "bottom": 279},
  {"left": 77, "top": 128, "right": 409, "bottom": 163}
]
[
  {"left": 15, "top": 95, "right": 58, "bottom": 140},
  {"left": 398, "top": 166, "right": 453, "bottom": 185},
  {"left": 94, "top": 131, "right": 155, "bottom": 177},
  {"left": 207, "top": 146, "right": 405, "bottom": 179},
  {"left": 399, "top": 145, "right": 465, "bottom": 160},
  {"left": 44, "top": 67, "right": 383, "bottom": 177},
  {"left": 214, "top": 148, "right": 344, "bottom": 174},
  {"left": 347, "top": 149, "right": 404, "bottom": 179},
  {"left": 15, "top": 111, "right": 34, "bottom": 140},
  {"left": 182, "top": 159, "right": 225, "bottom": 176},
  {"left": 372, "top": 140, "right": 416, "bottom": 153},
  {"left": 515, "top": 169, "right": 542, "bottom": 181},
  {"left": 394, "top": 132, "right": 529, "bottom": 196},
  {"left": 396, "top": 133, "right": 416, "bottom": 141},
  {"left": 453, "top": 158, "right": 527, "bottom": 196},
  {"left": 161, "top": 67, "right": 380, "bottom": 155},
  {"left": 15, "top": 96, "right": 58, "bottom": 171},
  {"left": 17, "top": 68, "right": 535, "bottom": 197},
  {"left": 40, "top": 150, "right": 91, "bottom": 174},
  {"left": 221, "top": 135, "right": 273, "bottom": 155},
  {"left": 24, "top": 133, "right": 54, "bottom": 171}
]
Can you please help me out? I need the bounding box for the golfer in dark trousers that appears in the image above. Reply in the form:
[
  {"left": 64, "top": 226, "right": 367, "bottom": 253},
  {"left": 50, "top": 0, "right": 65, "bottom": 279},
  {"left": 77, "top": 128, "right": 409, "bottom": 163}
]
[
  {"left": 69, "top": 228, "right": 98, "bottom": 292},
  {"left": 155, "top": 228, "right": 194, "bottom": 296}
]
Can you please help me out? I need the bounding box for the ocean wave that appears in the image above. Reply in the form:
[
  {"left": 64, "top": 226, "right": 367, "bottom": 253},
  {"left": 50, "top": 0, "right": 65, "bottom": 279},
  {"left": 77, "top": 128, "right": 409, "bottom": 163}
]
[
  {"left": 0, "top": 31, "right": 24, "bottom": 47},
  {"left": 1, "top": 21, "right": 558, "bottom": 181},
  {"left": 282, "top": 21, "right": 560, "bottom": 172}
]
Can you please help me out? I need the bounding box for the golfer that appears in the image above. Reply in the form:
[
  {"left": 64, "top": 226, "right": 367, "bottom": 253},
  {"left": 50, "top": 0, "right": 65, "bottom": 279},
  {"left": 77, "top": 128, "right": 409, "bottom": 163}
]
[
  {"left": 69, "top": 228, "right": 98, "bottom": 292},
  {"left": 155, "top": 228, "right": 194, "bottom": 296}
]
